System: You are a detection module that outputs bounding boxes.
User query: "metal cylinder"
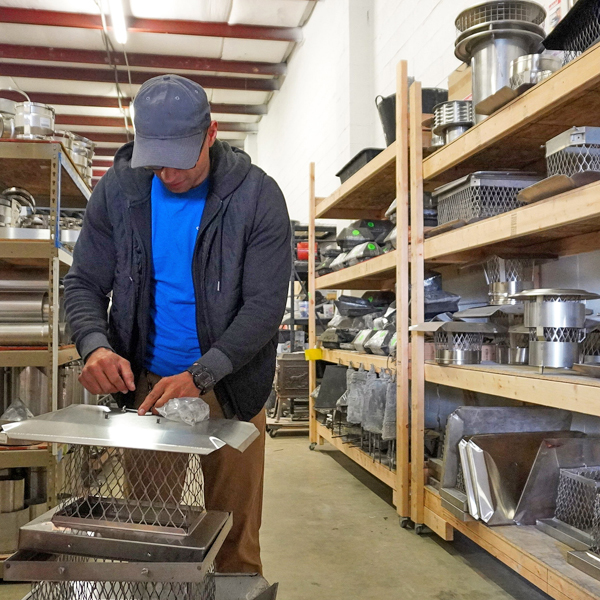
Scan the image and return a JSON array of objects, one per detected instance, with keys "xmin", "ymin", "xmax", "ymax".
[
  {"xmin": 523, "ymin": 302, "xmax": 586, "ymax": 329},
  {"xmin": 14, "ymin": 102, "xmax": 55, "ymax": 137},
  {"xmin": 0, "ymin": 269, "xmax": 49, "ymax": 292},
  {"xmin": 0, "ymin": 292, "xmax": 48, "ymax": 323},
  {"xmin": 529, "ymin": 340, "xmax": 580, "ymax": 369},
  {"xmin": 0, "ymin": 322, "xmax": 67, "ymax": 345},
  {"xmin": 18, "ymin": 366, "xmax": 48, "ymax": 416},
  {"xmin": 509, "ymin": 53, "xmax": 562, "ymax": 89},
  {"xmin": 433, "ymin": 100, "xmax": 474, "ymax": 145},
  {"xmin": 455, "ymin": 2, "xmax": 546, "ymax": 122},
  {"xmin": 489, "ymin": 281, "xmax": 533, "ymax": 305}
]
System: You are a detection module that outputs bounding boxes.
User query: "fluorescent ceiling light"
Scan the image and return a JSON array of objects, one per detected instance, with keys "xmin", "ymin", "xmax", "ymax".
[{"xmin": 108, "ymin": 0, "xmax": 128, "ymax": 44}]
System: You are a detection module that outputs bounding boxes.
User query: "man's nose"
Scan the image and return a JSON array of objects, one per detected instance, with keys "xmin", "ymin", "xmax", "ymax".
[{"xmin": 159, "ymin": 168, "xmax": 179, "ymax": 183}]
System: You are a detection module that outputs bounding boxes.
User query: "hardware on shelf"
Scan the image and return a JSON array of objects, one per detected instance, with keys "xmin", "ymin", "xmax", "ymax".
[
  {"xmin": 543, "ymin": 0, "xmax": 600, "ymax": 64},
  {"xmin": 546, "ymin": 126, "xmax": 600, "ymax": 177},
  {"xmin": 509, "ymin": 53, "xmax": 562, "ymax": 91},
  {"xmin": 432, "ymin": 100, "xmax": 474, "ymax": 145},
  {"xmin": 454, "ymin": 1, "xmax": 546, "ymax": 122},
  {"xmin": 512, "ymin": 288, "xmax": 600, "ymax": 370},
  {"xmin": 433, "ymin": 171, "xmax": 541, "ymax": 226}
]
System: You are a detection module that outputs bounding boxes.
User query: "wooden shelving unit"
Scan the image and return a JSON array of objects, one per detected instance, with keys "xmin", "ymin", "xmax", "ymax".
[
  {"xmin": 315, "ymin": 252, "xmax": 396, "ymax": 291},
  {"xmin": 409, "ymin": 43, "xmax": 600, "ymax": 600},
  {"xmin": 308, "ymin": 60, "xmax": 411, "ymax": 518}
]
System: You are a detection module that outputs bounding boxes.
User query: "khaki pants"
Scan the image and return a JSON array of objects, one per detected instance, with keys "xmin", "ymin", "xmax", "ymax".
[{"xmin": 135, "ymin": 370, "xmax": 266, "ymax": 574}]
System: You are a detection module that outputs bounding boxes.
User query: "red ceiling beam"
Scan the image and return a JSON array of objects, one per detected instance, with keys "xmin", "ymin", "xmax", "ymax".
[
  {"xmin": 92, "ymin": 159, "xmax": 113, "ymax": 168},
  {"xmin": 0, "ymin": 44, "xmax": 286, "ymax": 77},
  {"xmin": 1, "ymin": 63, "xmax": 279, "ymax": 91},
  {"xmin": 56, "ymin": 114, "xmax": 258, "ymax": 132},
  {"xmin": 92, "ymin": 147, "xmax": 117, "ymax": 156},
  {"xmin": 0, "ymin": 62, "xmax": 280, "ymax": 92},
  {"xmin": 0, "ymin": 92, "xmax": 268, "ymax": 115},
  {"xmin": 0, "ymin": 8, "xmax": 302, "ymax": 42}
]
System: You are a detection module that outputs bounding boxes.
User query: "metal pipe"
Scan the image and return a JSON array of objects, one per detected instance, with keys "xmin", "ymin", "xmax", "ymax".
[{"xmin": 0, "ymin": 292, "xmax": 48, "ymax": 322}]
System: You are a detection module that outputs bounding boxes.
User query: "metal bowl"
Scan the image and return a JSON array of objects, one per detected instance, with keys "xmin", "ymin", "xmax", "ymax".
[{"xmin": 509, "ymin": 53, "xmax": 563, "ymax": 89}]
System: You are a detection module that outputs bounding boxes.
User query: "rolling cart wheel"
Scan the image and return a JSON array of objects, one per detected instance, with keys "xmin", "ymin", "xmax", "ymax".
[
  {"xmin": 268, "ymin": 429, "xmax": 277, "ymax": 438},
  {"xmin": 399, "ymin": 517, "xmax": 410, "ymax": 529},
  {"xmin": 415, "ymin": 524, "xmax": 426, "ymax": 536},
  {"xmin": 309, "ymin": 442, "xmax": 317, "ymax": 451}
]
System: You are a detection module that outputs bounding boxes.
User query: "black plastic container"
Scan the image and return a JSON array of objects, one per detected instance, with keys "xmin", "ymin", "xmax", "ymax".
[
  {"xmin": 376, "ymin": 88, "xmax": 448, "ymax": 146},
  {"xmin": 336, "ymin": 148, "xmax": 383, "ymax": 183}
]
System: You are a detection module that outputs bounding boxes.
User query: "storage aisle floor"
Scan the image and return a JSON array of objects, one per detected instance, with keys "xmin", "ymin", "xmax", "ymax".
[
  {"xmin": 261, "ymin": 435, "xmax": 551, "ymax": 600},
  {"xmin": 0, "ymin": 434, "xmax": 551, "ymax": 600}
]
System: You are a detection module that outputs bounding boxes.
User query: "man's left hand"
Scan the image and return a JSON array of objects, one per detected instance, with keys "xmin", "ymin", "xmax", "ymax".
[{"xmin": 138, "ymin": 372, "xmax": 198, "ymax": 416}]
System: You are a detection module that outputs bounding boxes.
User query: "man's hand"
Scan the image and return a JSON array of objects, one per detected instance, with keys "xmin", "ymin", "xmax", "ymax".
[
  {"xmin": 80, "ymin": 348, "xmax": 136, "ymax": 395},
  {"xmin": 138, "ymin": 372, "xmax": 198, "ymax": 416}
]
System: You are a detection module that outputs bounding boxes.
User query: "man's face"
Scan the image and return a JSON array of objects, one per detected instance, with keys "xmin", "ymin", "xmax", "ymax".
[{"xmin": 154, "ymin": 121, "xmax": 219, "ymax": 194}]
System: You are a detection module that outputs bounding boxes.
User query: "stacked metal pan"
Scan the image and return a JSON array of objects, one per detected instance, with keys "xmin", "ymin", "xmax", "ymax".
[{"xmin": 455, "ymin": 1, "xmax": 546, "ymax": 122}]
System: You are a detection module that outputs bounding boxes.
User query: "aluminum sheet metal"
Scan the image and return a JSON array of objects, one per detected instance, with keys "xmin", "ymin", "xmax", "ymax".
[{"xmin": 1, "ymin": 405, "xmax": 259, "ymax": 454}]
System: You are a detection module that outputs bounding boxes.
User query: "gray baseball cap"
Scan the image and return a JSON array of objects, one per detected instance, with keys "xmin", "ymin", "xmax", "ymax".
[{"xmin": 131, "ymin": 74, "xmax": 211, "ymax": 170}]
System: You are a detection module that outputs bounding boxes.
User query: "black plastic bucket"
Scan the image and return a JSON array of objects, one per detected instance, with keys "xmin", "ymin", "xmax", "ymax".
[
  {"xmin": 376, "ymin": 94, "xmax": 396, "ymax": 147},
  {"xmin": 376, "ymin": 88, "xmax": 449, "ymax": 146}
]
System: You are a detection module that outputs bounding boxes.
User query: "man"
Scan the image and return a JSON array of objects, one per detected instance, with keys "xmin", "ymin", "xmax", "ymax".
[{"xmin": 64, "ymin": 74, "xmax": 291, "ymax": 574}]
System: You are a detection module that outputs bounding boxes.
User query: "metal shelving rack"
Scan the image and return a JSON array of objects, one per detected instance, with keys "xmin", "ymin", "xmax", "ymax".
[
  {"xmin": 0, "ymin": 139, "xmax": 90, "ymax": 509},
  {"xmin": 409, "ymin": 43, "xmax": 600, "ymax": 600},
  {"xmin": 307, "ymin": 60, "xmax": 411, "ymax": 518}
]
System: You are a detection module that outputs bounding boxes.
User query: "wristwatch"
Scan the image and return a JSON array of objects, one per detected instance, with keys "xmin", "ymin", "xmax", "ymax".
[{"xmin": 187, "ymin": 362, "xmax": 216, "ymax": 395}]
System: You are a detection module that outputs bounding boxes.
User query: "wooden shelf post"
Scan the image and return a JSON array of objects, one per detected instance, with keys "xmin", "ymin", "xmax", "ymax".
[
  {"xmin": 308, "ymin": 162, "xmax": 319, "ymax": 445},
  {"xmin": 396, "ymin": 60, "xmax": 410, "ymax": 518}
]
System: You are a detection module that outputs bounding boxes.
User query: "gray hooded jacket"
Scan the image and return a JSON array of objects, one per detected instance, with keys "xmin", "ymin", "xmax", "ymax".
[{"xmin": 64, "ymin": 140, "xmax": 291, "ymax": 421}]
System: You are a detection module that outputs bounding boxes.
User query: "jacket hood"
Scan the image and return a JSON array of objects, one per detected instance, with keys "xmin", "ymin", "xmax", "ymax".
[{"xmin": 112, "ymin": 139, "xmax": 253, "ymax": 204}]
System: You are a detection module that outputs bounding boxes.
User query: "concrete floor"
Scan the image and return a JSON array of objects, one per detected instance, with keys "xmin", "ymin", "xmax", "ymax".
[
  {"xmin": 261, "ymin": 434, "xmax": 551, "ymax": 600},
  {"xmin": 0, "ymin": 434, "xmax": 552, "ymax": 600}
]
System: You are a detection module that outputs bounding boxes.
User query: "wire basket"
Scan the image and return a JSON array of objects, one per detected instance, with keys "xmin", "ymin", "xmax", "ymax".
[
  {"xmin": 55, "ymin": 445, "xmax": 205, "ymax": 535},
  {"xmin": 28, "ymin": 561, "xmax": 215, "ymax": 600},
  {"xmin": 546, "ymin": 0, "xmax": 600, "ymax": 64},
  {"xmin": 582, "ymin": 329, "xmax": 600, "ymax": 362},
  {"xmin": 547, "ymin": 145, "xmax": 600, "ymax": 178},
  {"xmin": 484, "ymin": 256, "xmax": 534, "ymax": 284},
  {"xmin": 455, "ymin": 1, "xmax": 546, "ymax": 33},
  {"xmin": 555, "ymin": 467, "xmax": 600, "ymax": 535},
  {"xmin": 434, "ymin": 331, "xmax": 484, "ymax": 352}
]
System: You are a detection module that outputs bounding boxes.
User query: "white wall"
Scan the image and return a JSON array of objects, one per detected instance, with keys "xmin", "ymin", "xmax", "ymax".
[{"xmin": 252, "ymin": 0, "xmax": 561, "ymax": 224}]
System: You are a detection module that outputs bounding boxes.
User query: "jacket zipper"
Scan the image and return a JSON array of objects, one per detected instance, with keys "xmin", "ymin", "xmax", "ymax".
[{"xmin": 192, "ymin": 200, "xmax": 222, "ymax": 354}]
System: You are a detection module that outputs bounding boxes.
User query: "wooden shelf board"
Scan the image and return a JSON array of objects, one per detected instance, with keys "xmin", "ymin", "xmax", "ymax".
[
  {"xmin": 316, "ymin": 422, "xmax": 396, "ymax": 488},
  {"xmin": 0, "ymin": 240, "xmax": 74, "ymax": 267},
  {"xmin": 315, "ymin": 143, "xmax": 397, "ymax": 219},
  {"xmin": 316, "ymin": 252, "xmax": 396, "ymax": 290},
  {"xmin": 424, "ymin": 361, "xmax": 600, "ymax": 417},
  {"xmin": 0, "ymin": 346, "xmax": 79, "ymax": 368},
  {"xmin": 425, "ymin": 181, "xmax": 600, "ymax": 263},
  {"xmin": 0, "ymin": 448, "xmax": 50, "ymax": 469},
  {"xmin": 425, "ymin": 487, "xmax": 600, "ymax": 600},
  {"xmin": 320, "ymin": 348, "xmax": 394, "ymax": 372},
  {"xmin": 423, "ymin": 45, "xmax": 600, "ymax": 188}
]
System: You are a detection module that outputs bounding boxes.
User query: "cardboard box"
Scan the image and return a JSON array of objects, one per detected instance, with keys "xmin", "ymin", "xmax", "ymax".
[{"xmin": 448, "ymin": 64, "xmax": 472, "ymax": 101}]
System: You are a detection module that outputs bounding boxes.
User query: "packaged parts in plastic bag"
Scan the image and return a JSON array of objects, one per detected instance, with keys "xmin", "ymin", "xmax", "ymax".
[
  {"xmin": 363, "ymin": 368, "xmax": 390, "ymax": 434},
  {"xmin": 382, "ymin": 376, "xmax": 397, "ymax": 440},
  {"xmin": 346, "ymin": 365, "xmax": 368, "ymax": 424},
  {"xmin": 0, "ymin": 398, "xmax": 34, "ymax": 422},
  {"xmin": 156, "ymin": 397, "xmax": 210, "ymax": 426}
]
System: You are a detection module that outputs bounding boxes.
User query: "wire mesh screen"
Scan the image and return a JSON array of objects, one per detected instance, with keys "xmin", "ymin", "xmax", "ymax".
[
  {"xmin": 529, "ymin": 328, "xmax": 581, "ymax": 343},
  {"xmin": 582, "ymin": 330, "xmax": 600, "ymax": 357},
  {"xmin": 55, "ymin": 445, "xmax": 205, "ymax": 533},
  {"xmin": 434, "ymin": 331, "xmax": 484, "ymax": 351},
  {"xmin": 455, "ymin": 461, "xmax": 467, "ymax": 494},
  {"xmin": 437, "ymin": 185, "xmax": 525, "ymax": 225},
  {"xmin": 547, "ymin": 146, "xmax": 600, "ymax": 177},
  {"xmin": 555, "ymin": 467, "xmax": 600, "ymax": 532},
  {"xmin": 455, "ymin": 1, "xmax": 546, "ymax": 32},
  {"xmin": 29, "ymin": 563, "xmax": 215, "ymax": 600},
  {"xmin": 556, "ymin": 0, "xmax": 600, "ymax": 63},
  {"xmin": 484, "ymin": 256, "xmax": 534, "ymax": 284}
]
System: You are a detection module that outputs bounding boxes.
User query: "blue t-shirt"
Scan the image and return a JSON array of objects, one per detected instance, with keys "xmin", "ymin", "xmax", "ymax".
[{"xmin": 144, "ymin": 175, "xmax": 209, "ymax": 377}]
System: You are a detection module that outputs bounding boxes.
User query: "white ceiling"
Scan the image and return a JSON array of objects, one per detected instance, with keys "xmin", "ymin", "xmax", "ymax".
[{"xmin": 0, "ymin": 0, "xmax": 317, "ymax": 182}]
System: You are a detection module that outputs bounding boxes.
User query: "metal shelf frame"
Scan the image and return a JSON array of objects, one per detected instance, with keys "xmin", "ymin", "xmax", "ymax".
[{"xmin": 0, "ymin": 139, "xmax": 89, "ymax": 508}]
